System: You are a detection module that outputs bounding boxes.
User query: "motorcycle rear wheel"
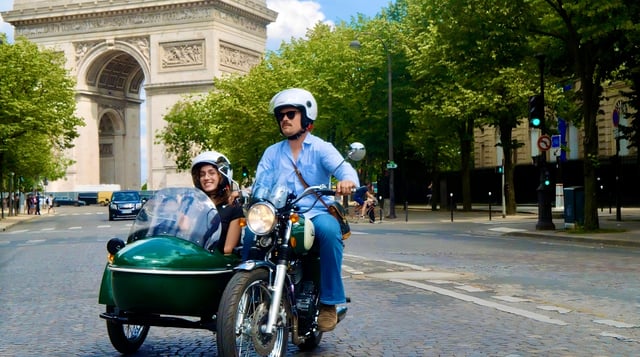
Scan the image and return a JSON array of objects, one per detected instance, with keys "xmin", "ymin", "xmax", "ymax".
[{"xmin": 217, "ymin": 269, "xmax": 288, "ymax": 357}]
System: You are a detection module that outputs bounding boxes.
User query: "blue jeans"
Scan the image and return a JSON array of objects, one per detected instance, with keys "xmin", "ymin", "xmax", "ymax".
[
  {"xmin": 241, "ymin": 228, "xmax": 255, "ymax": 261},
  {"xmin": 311, "ymin": 213, "xmax": 346, "ymax": 305}
]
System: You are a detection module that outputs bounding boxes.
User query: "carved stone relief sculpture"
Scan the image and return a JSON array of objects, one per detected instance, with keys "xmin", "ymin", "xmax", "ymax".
[
  {"xmin": 160, "ymin": 40, "xmax": 205, "ymax": 70},
  {"xmin": 219, "ymin": 41, "xmax": 261, "ymax": 72}
]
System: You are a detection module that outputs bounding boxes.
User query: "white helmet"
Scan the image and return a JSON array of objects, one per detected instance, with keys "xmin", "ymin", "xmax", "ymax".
[
  {"xmin": 190, "ymin": 151, "xmax": 233, "ymax": 191},
  {"xmin": 269, "ymin": 88, "xmax": 318, "ymax": 122}
]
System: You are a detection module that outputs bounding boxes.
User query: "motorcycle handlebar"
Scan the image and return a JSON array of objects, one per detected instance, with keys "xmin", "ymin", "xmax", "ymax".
[{"xmin": 301, "ymin": 185, "xmax": 357, "ymax": 199}]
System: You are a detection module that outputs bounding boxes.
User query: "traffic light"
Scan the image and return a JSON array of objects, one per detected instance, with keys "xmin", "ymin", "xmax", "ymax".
[
  {"xmin": 242, "ymin": 166, "xmax": 248, "ymax": 178},
  {"xmin": 528, "ymin": 95, "xmax": 544, "ymax": 129},
  {"xmin": 496, "ymin": 165, "xmax": 503, "ymax": 174},
  {"xmin": 543, "ymin": 170, "xmax": 551, "ymax": 187}
]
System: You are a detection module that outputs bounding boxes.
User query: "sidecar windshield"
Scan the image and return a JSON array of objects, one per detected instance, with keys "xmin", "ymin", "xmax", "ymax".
[
  {"xmin": 252, "ymin": 170, "xmax": 289, "ymax": 209},
  {"xmin": 127, "ymin": 187, "xmax": 220, "ymax": 247}
]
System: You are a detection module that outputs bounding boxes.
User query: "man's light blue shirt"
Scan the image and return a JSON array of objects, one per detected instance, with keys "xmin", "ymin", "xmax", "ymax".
[{"xmin": 255, "ymin": 134, "xmax": 360, "ymax": 219}]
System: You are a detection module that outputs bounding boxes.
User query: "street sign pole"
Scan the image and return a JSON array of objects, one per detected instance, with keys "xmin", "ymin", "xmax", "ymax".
[{"xmin": 535, "ymin": 53, "xmax": 555, "ymax": 231}]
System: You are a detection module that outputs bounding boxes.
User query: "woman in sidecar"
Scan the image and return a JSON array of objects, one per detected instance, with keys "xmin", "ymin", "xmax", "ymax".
[{"xmin": 98, "ymin": 186, "xmax": 241, "ymax": 354}]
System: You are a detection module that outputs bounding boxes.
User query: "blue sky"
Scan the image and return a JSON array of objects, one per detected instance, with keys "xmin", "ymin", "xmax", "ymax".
[
  {"xmin": 265, "ymin": 0, "xmax": 393, "ymax": 50},
  {"xmin": 1, "ymin": 1, "xmax": 393, "ymax": 184}
]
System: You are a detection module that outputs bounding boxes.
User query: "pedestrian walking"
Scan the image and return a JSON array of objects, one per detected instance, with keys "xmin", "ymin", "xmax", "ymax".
[{"xmin": 47, "ymin": 194, "xmax": 55, "ymax": 214}]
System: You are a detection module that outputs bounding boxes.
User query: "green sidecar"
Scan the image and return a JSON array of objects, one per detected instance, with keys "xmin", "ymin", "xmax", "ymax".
[{"xmin": 98, "ymin": 187, "xmax": 241, "ymax": 354}]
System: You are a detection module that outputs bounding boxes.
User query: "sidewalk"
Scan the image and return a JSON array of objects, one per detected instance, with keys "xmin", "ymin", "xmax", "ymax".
[
  {"xmin": 360, "ymin": 204, "xmax": 640, "ymax": 248},
  {"xmin": 0, "ymin": 211, "xmax": 41, "ymax": 231},
  {"xmin": 3, "ymin": 205, "xmax": 640, "ymax": 247}
]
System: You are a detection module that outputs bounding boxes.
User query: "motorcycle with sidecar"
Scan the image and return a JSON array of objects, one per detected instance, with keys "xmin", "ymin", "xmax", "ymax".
[{"xmin": 98, "ymin": 143, "xmax": 365, "ymax": 356}]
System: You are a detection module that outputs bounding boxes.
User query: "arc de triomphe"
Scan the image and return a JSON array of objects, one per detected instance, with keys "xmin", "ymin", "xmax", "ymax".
[{"xmin": 3, "ymin": 0, "xmax": 276, "ymax": 191}]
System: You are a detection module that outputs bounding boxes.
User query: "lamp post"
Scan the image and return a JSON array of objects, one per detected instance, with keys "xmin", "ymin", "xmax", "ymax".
[
  {"xmin": 534, "ymin": 53, "xmax": 555, "ymax": 230},
  {"xmin": 350, "ymin": 36, "xmax": 396, "ymax": 218}
]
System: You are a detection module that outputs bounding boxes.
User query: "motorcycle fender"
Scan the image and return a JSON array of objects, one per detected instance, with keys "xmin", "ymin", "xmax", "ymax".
[
  {"xmin": 234, "ymin": 261, "xmax": 296, "ymax": 305},
  {"xmin": 98, "ymin": 263, "xmax": 115, "ymax": 306},
  {"xmin": 233, "ymin": 260, "xmax": 275, "ymax": 273}
]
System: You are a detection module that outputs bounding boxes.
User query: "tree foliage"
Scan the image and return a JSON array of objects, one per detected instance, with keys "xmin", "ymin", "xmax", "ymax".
[
  {"xmin": 526, "ymin": 0, "xmax": 640, "ymax": 229},
  {"xmin": 157, "ymin": 0, "xmax": 640, "ymax": 228},
  {"xmin": 0, "ymin": 35, "xmax": 84, "ymax": 193},
  {"xmin": 158, "ymin": 19, "xmax": 416, "ymax": 183},
  {"xmin": 403, "ymin": 0, "xmax": 539, "ymax": 211}
]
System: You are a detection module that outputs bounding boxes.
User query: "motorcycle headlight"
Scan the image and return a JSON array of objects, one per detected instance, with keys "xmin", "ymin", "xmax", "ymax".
[{"xmin": 247, "ymin": 202, "xmax": 277, "ymax": 235}]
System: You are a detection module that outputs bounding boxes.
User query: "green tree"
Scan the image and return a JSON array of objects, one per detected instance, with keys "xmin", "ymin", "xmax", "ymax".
[
  {"xmin": 403, "ymin": 0, "xmax": 536, "ymax": 212},
  {"xmin": 158, "ymin": 20, "xmax": 415, "ymax": 184},
  {"xmin": 0, "ymin": 35, "xmax": 84, "ymax": 195},
  {"xmin": 527, "ymin": 0, "xmax": 640, "ymax": 229}
]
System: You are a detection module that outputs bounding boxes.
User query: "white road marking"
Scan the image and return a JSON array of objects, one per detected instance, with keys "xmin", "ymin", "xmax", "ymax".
[
  {"xmin": 599, "ymin": 332, "xmax": 635, "ymax": 342},
  {"xmin": 25, "ymin": 239, "xmax": 46, "ymax": 244},
  {"xmin": 493, "ymin": 295, "xmax": 532, "ymax": 303},
  {"xmin": 427, "ymin": 280, "xmax": 459, "ymax": 285},
  {"xmin": 593, "ymin": 319, "xmax": 637, "ymax": 328},
  {"xmin": 537, "ymin": 305, "xmax": 571, "ymax": 314},
  {"xmin": 69, "ymin": 226, "xmax": 82, "ymax": 230},
  {"xmin": 455, "ymin": 284, "xmax": 486, "ymax": 293},
  {"xmin": 489, "ymin": 227, "xmax": 527, "ymax": 233},
  {"xmin": 41, "ymin": 228, "xmax": 54, "ymax": 231},
  {"xmin": 97, "ymin": 225, "xmax": 111, "ymax": 228},
  {"xmin": 8, "ymin": 229, "xmax": 28, "ymax": 234},
  {"xmin": 342, "ymin": 265, "xmax": 364, "ymax": 275},
  {"xmin": 375, "ymin": 259, "xmax": 432, "ymax": 271},
  {"xmin": 393, "ymin": 279, "xmax": 568, "ymax": 326}
]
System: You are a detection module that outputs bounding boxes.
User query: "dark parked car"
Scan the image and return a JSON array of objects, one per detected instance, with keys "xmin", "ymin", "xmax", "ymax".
[
  {"xmin": 108, "ymin": 191, "xmax": 143, "ymax": 221},
  {"xmin": 78, "ymin": 192, "xmax": 98, "ymax": 205},
  {"xmin": 53, "ymin": 196, "xmax": 87, "ymax": 207}
]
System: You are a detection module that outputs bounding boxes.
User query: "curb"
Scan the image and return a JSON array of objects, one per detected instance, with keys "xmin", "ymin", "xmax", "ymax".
[{"xmin": 509, "ymin": 231, "xmax": 640, "ymax": 248}]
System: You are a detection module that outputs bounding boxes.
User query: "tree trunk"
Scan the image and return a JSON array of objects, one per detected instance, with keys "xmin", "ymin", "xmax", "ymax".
[
  {"xmin": 499, "ymin": 125, "xmax": 517, "ymax": 215},
  {"xmin": 460, "ymin": 118, "xmax": 474, "ymax": 211},
  {"xmin": 581, "ymin": 77, "xmax": 600, "ymax": 230}
]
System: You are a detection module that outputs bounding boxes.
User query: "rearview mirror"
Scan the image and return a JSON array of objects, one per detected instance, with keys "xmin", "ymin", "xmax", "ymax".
[{"xmin": 347, "ymin": 142, "xmax": 366, "ymax": 162}]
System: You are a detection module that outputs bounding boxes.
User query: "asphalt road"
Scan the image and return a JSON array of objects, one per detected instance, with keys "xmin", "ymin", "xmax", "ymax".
[{"xmin": 1, "ymin": 206, "xmax": 639, "ymax": 356}]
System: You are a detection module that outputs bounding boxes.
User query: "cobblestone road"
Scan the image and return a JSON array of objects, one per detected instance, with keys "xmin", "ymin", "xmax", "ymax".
[{"xmin": 1, "ymin": 210, "xmax": 639, "ymax": 356}]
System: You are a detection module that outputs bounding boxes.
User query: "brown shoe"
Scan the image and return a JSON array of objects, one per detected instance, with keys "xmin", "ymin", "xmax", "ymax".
[{"xmin": 317, "ymin": 304, "xmax": 337, "ymax": 332}]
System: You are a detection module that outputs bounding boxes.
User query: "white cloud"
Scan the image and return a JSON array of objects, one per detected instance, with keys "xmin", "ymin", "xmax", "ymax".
[{"xmin": 266, "ymin": 0, "xmax": 332, "ymax": 50}]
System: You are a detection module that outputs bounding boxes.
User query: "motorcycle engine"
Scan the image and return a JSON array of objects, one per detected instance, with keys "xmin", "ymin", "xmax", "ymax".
[{"xmin": 295, "ymin": 281, "xmax": 318, "ymax": 323}]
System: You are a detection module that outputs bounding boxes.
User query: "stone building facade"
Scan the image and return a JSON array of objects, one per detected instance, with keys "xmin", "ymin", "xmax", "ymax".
[{"xmin": 474, "ymin": 81, "xmax": 636, "ymax": 170}]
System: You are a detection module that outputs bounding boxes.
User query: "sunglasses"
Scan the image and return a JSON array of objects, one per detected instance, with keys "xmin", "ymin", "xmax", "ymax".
[{"xmin": 276, "ymin": 110, "xmax": 299, "ymax": 121}]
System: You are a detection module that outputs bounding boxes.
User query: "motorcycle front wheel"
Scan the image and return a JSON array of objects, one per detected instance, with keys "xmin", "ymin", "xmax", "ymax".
[
  {"xmin": 217, "ymin": 269, "xmax": 288, "ymax": 357},
  {"xmin": 105, "ymin": 307, "xmax": 149, "ymax": 354}
]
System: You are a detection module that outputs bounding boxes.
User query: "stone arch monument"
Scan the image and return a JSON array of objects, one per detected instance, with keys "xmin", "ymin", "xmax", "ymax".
[{"xmin": 3, "ymin": 0, "xmax": 277, "ymax": 191}]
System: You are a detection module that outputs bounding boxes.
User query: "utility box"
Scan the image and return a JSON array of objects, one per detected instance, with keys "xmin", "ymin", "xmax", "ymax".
[{"xmin": 563, "ymin": 186, "xmax": 584, "ymax": 228}]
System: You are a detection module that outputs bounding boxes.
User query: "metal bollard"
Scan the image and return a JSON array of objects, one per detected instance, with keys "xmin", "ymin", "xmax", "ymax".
[
  {"xmin": 450, "ymin": 193, "xmax": 454, "ymax": 222},
  {"xmin": 405, "ymin": 201, "xmax": 408, "ymax": 222},
  {"xmin": 489, "ymin": 191, "xmax": 492, "ymax": 221}
]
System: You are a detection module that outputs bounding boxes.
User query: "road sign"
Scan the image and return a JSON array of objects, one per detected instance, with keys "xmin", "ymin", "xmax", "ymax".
[
  {"xmin": 551, "ymin": 135, "xmax": 561, "ymax": 149},
  {"xmin": 386, "ymin": 161, "xmax": 398, "ymax": 169},
  {"xmin": 537, "ymin": 135, "xmax": 552, "ymax": 151}
]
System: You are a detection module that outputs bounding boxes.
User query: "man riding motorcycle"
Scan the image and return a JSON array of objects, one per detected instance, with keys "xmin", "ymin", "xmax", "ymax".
[{"xmin": 254, "ymin": 88, "xmax": 359, "ymax": 332}]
